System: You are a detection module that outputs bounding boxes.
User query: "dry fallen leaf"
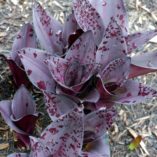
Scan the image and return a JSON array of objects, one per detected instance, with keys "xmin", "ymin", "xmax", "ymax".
[
  {"xmin": 0, "ymin": 143, "xmax": 9, "ymax": 150},
  {"xmin": 127, "ymin": 127, "xmax": 149, "ymax": 155},
  {"xmin": 0, "ymin": 32, "xmax": 7, "ymax": 38},
  {"xmin": 128, "ymin": 135, "xmax": 142, "ymax": 151}
]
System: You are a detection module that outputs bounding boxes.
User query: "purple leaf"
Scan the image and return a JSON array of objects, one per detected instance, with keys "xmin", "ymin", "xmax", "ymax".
[
  {"xmin": 84, "ymin": 109, "xmax": 111, "ymax": 140},
  {"xmin": 73, "ymin": 0, "xmax": 104, "ymax": 45},
  {"xmin": 0, "ymin": 85, "xmax": 39, "ymax": 148},
  {"xmin": 65, "ymin": 31, "xmax": 96, "ymax": 65},
  {"xmin": 83, "ymin": 134, "xmax": 110, "ymax": 157},
  {"xmin": 0, "ymin": 100, "xmax": 26, "ymax": 135},
  {"xmin": 129, "ymin": 65, "xmax": 157, "ymax": 78},
  {"xmin": 47, "ymin": 31, "xmax": 96, "ymax": 92},
  {"xmin": 81, "ymin": 88, "xmax": 100, "ymax": 103},
  {"xmin": 102, "ymin": 57, "xmax": 131, "ymax": 85},
  {"xmin": 112, "ymin": 80, "xmax": 157, "ymax": 104},
  {"xmin": 47, "ymin": 56, "xmax": 69, "ymax": 87},
  {"xmin": 14, "ymin": 115, "xmax": 38, "ymax": 147},
  {"xmin": 63, "ymin": 13, "xmax": 78, "ymax": 45},
  {"xmin": 18, "ymin": 48, "xmax": 56, "ymax": 92},
  {"xmin": 89, "ymin": 0, "xmax": 128, "ymax": 35},
  {"xmin": 7, "ymin": 153, "xmax": 29, "ymax": 157},
  {"xmin": 95, "ymin": 76, "xmax": 117, "ymax": 109},
  {"xmin": 4, "ymin": 58, "xmax": 31, "ymax": 88},
  {"xmin": 96, "ymin": 19, "xmax": 127, "ymax": 69},
  {"xmin": 11, "ymin": 85, "xmax": 36, "ymax": 119},
  {"xmin": 33, "ymin": 2, "xmax": 64, "ymax": 55},
  {"xmin": 11, "ymin": 23, "xmax": 37, "ymax": 65},
  {"xmin": 44, "ymin": 92, "xmax": 77, "ymax": 120},
  {"xmin": 129, "ymin": 51, "xmax": 157, "ymax": 78},
  {"xmin": 30, "ymin": 106, "xmax": 84, "ymax": 157},
  {"xmin": 126, "ymin": 29, "xmax": 157, "ymax": 53}
]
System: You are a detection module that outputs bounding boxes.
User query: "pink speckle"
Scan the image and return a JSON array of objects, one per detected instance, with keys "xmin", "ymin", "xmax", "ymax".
[
  {"xmin": 127, "ymin": 93, "xmax": 132, "ymax": 97},
  {"xmin": 119, "ymin": 15, "xmax": 124, "ymax": 21},
  {"xmin": 37, "ymin": 81, "xmax": 46, "ymax": 90},
  {"xmin": 17, "ymin": 34, "xmax": 21, "ymax": 39},
  {"xmin": 27, "ymin": 69, "xmax": 32, "ymax": 75},
  {"xmin": 33, "ymin": 53, "xmax": 37, "ymax": 58}
]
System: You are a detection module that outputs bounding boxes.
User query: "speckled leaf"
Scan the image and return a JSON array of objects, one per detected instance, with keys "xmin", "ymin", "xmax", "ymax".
[
  {"xmin": 113, "ymin": 80, "xmax": 157, "ymax": 104},
  {"xmin": 129, "ymin": 51, "xmax": 157, "ymax": 78},
  {"xmin": 84, "ymin": 109, "xmax": 112, "ymax": 139},
  {"xmin": 47, "ymin": 56, "xmax": 94, "ymax": 92},
  {"xmin": 30, "ymin": 106, "xmax": 84, "ymax": 157},
  {"xmin": 47, "ymin": 56, "xmax": 69, "ymax": 87},
  {"xmin": 126, "ymin": 29, "xmax": 157, "ymax": 53},
  {"xmin": 64, "ymin": 62, "xmax": 94, "ymax": 89},
  {"xmin": 65, "ymin": 31, "xmax": 96, "ymax": 65},
  {"xmin": 18, "ymin": 48, "xmax": 56, "ymax": 92},
  {"xmin": 89, "ymin": 0, "xmax": 128, "ymax": 35},
  {"xmin": 96, "ymin": 19, "xmax": 127, "ymax": 69},
  {"xmin": 11, "ymin": 23, "xmax": 37, "ymax": 65},
  {"xmin": 73, "ymin": 0, "xmax": 104, "ymax": 45},
  {"xmin": 33, "ymin": 2, "xmax": 64, "ymax": 55},
  {"xmin": 63, "ymin": 13, "xmax": 78, "ymax": 45},
  {"xmin": 102, "ymin": 57, "xmax": 131, "ymax": 85},
  {"xmin": 11, "ymin": 85, "xmax": 36, "ymax": 119},
  {"xmin": 44, "ymin": 92, "xmax": 77, "ymax": 121}
]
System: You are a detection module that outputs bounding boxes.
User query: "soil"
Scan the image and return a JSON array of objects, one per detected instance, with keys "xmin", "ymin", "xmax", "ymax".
[{"xmin": 0, "ymin": 0, "xmax": 157, "ymax": 156}]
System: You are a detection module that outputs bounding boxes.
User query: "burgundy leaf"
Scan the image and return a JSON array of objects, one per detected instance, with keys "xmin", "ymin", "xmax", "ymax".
[
  {"xmin": 13, "ymin": 115, "xmax": 38, "ymax": 134},
  {"xmin": 11, "ymin": 23, "xmax": 37, "ymax": 65},
  {"xmin": 126, "ymin": 29, "xmax": 157, "ymax": 53},
  {"xmin": 5, "ymin": 59, "xmax": 31, "ymax": 88},
  {"xmin": 19, "ymin": 48, "xmax": 56, "ymax": 92},
  {"xmin": 44, "ymin": 92, "xmax": 77, "ymax": 120},
  {"xmin": 68, "ymin": 29, "xmax": 84, "ymax": 48},
  {"xmin": 129, "ymin": 65, "xmax": 157, "ymax": 78},
  {"xmin": 95, "ymin": 76, "xmax": 117, "ymax": 109},
  {"xmin": 13, "ymin": 114, "xmax": 39, "ymax": 148},
  {"xmin": 112, "ymin": 80, "xmax": 157, "ymax": 104},
  {"xmin": 11, "ymin": 85, "xmax": 36, "ymax": 119},
  {"xmin": 30, "ymin": 106, "xmax": 84, "ymax": 157},
  {"xmin": 33, "ymin": 2, "xmax": 64, "ymax": 55},
  {"xmin": 89, "ymin": 0, "xmax": 128, "ymax": 35},
  {"xmin": 129, "ymin": 51, "xmax": 157, "ymax": 78},
  {"xmin": 73, "ymin": 0, "xmax": 104, "ymax": 45},
  {"xmin": 96, "ymin": 19, "xmax": 127, "ymax": 69}
]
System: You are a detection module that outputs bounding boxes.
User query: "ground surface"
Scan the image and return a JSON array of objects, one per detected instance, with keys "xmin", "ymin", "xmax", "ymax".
[{"xmin": 0, "ymin": 0, "xmax": 157, "ymax": 157}]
